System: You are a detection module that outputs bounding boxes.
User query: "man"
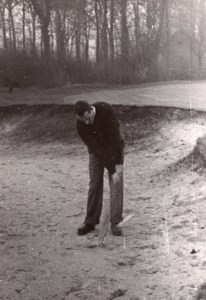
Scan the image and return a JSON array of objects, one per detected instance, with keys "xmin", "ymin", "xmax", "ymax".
[{"xmin": 74, "ymin": 100, "xmax": 124, "ymax": 236}]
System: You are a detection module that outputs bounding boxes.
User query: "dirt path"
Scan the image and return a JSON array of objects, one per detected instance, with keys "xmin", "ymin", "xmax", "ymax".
[{"xmin": 1, "ymin": 105, "xmax": 206, "ymax": 299}]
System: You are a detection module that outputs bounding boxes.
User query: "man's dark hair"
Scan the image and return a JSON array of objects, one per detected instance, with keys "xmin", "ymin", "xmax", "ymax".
[{"xmin": 74, "ymin": 100, "xmax": 91, "ymax": 117}]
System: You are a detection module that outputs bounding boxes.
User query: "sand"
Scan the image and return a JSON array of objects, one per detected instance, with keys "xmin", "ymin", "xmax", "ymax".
[{"xmin": 0, "ymin": 104, "xmax": 206, "ymax": 300}]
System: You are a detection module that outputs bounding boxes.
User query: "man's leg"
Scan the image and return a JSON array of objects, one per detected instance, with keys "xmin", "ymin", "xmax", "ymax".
[
  {"xmin": 109, "ymin": 149, "xmax": 124, "ymax": 236},
  {"xmin": 109, "ymin": 170, "xmax": 124, "ymax": 226},
  {"xmin": 84, "ymin": 152, "xmax": 104, "ymax": 225}
]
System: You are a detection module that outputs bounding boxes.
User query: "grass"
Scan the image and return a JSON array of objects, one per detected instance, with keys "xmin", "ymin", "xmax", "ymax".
[{"xmin": 1, "ymin": 80, "xmax": 206, "ymax": 114}]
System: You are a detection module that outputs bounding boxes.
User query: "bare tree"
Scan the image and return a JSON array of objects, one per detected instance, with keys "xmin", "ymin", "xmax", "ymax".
[
  {"xmin": 1, "ymin": 0, "xmax": 206, "ymax": 85},
  {"xmin": 54, "ymin": 3, "xmax": 67, "ymax": 62},
  {"xmin": 109, "ymin": 0, "xmax": 115, "ymax": 64},
  {"xmin": 188, "ymin": 0, "xmax": 206, "ymax": 74},
  {"xmin": 22, "ymin": 0, "xmax": 26, "ymax": 52},
  {"xmin": 197, "ymin": 0, "xmax": 206, "ymax": 71},
  {"xmin": 120, "ymin": 0, "xmax": 129, "ymax": 63},
  {"xmin": 189, "ymin": 0, "xmax": 195, "ymax": 74},
  {"xmin": 132, "ymin": 0, "xmax": 140, "ymax": 51},
  {"xmin": 165, "ymin": 0, "xmax": 170, "ymax": 76},
  {"xmin": 5, "ymin": 0, "xmax": 21, "ymax": 52},
  {"xmin": 30, "ymin": 0, "xmax": 51, "ymax": 58},
  {"xmin": 94, "ymin": 0, "xmax": 100, "ymax": 63},
  {"xmin": 101, "ymin": 0, "xmax": 108, "ymax": 63},
  {"xmin": 28, "ymin": 1, "xmax": 37, "ymax": 55},
  {"xmin": 142, "ymin": 0, "xmax": 166, "ymax": 78},
  {"xmin": 0, "ymin": 0, "xmax": 8, "ymax": 50}
]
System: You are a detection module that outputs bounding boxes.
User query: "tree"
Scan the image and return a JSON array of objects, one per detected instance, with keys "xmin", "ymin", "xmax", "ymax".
[
  {"xmin": 165, "ymin": 0, "xmax": 170, "ymax": 76},
  {"xmin": 1, "ymin": 0, "xmax": 206, "ymax": 86},
  {"xmin": 197, "ymin": 0, "xmax": 206, "ymax": 71},
  {"xmin": 94, "ymin": 0, "xmax": 100, "ymax": 63},
  {"xmin": 0, "ymin": 0, "xmax": 8, "ymax": 50},
  {"xmin": 83, "ymin": 0, "xmax": 89, "ymax": 61},
  {"xmin": 132, "ymin": 0, "xmax": 140, "ymax": 52},
  {"xmin": 6, "ymin": 0, "xmax": 21, "ymax": 52},
  {"xmin": 120, "ymin": 0, "xmax": 129, "ymax": 63},
  {"xmin": 142, "ymin": 0, "xmax": 166, "ymax": 79},
  {"xmin": 54, "ymin": 4, "xmax": 66, "ymax": 62},
  {"xmin": 22, "ymin": 0, "xmax": 26, "ymax": 52},
  {"xmin": 29, "ymin": 0, "xmax": 51, "ymax": 59},
  {"xmin": 187, "ymin": 0, "xmax": 206, "ymax": 75},
  {"xmin": 101, "ymin": 0, "xmax": 108, "ymax": 63},
  {"xmin": 109, "ymin": 0, "xmax": 115, "ymax": 64},
  {"xmin": 29, "ymin": 1, "xmax": 37, "ymax": 55}
]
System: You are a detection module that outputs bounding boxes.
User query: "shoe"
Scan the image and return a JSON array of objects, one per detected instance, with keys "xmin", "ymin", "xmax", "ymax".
[
  {"xmin": 111, "ymin": 224, "xmax": 122, "ymax": 236},
  {"xmin": 77, "ymin": 223, "xmax": 95, "ymax": 235}
]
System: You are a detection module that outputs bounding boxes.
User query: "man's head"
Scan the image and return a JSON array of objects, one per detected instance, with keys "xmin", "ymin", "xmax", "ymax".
[{"xmin": 74, "ymin": 100, "xmax": 96, "ymax": 125}]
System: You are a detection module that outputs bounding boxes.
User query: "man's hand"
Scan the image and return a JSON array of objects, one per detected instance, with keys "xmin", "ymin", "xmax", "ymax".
[
  {"xmin": 111, "ymin": 172, "xmax": 119, "ymax": 184},
  {"xmin": 111, "ymin": 164, "xmax": 123, "ymax": 184},
  {"xmin": 115, "ymin": 164, "xmax": 123, "ymax": 175}
]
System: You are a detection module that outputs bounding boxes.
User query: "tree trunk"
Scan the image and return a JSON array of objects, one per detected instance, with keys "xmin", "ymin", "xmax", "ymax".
[
  {"xmin": 82, "ymin": 0, "xmax": 89, "ymax": 62},
  {"xmin": 41, "ymin": 15, "xmax": 51, "ymax": 59},
  {"xmin": 75, "ymin": 18, "xmax": 81, "ymax": 62},
  {"xmin": 189, "ymin": 0, "xmax": 195, "ymax": 75},
  {"xmin": 8, "ymin": 15, "xmax": 12, "ymax": 50},
  {"xmin": 22, "ymin": 0, "xmax": 26, "ymax": 53},
  {"xmin": 8, "ymin": 1, "xmax": 16, "ymax": 52},
  {"xmin": 94, "ymin": 0, "xmax": 100, "ymax": 64},
  {"xmin": 55, "ymin": 9, "xmax": 61, "ymax": 60},
  {"xmin": 120, "ymin": 0, "xmax": 129, "ymax": 63},
  {"xmin": 145, "ymin": 0, "xmax": 166, "ymax": 78},
  {"xmin": 198, "ymin": 0, "xmax": 206, "ymax": 73},
  {"xmin": 56, "ymin": 9, "xmax": 66, "ymax": 62},
  {"xmin": 109, "ymin": 0, "xmax": 115, "ymax": 64},
  {"xmin": 133, "ymin": 0, "xmax": 140, "ymax": 50},
  {"xmin": 84, "ymin": 12, "xmax": 89, "ymax": 62},
  {"xmin": 165, "ymin": 0, "xmax": 170, "ymax": 78},
  {"xmin": 153, "ymin": 0, "xmax": 166, "ymax": 76},
  {"xmin": 30, "ymin": 0, "xmax": 51, "ymax": 59},
  {"xmin": 132, "ymin": 0, "xmax": 143, "ymax": 74},
  {"xmin": 50, "ymin": 16, "xmax": 54, "ymax": 55},
  {"xmin": 0, "ymin": 5, "xmax": 8, "ymax": 50},
  {"xmin": 102, "ymin": 0, "xmax": 108, "ymax": 62},
  {"xmin": 31, "ymin": 9, "xmax": 37, "ymax": 55}
]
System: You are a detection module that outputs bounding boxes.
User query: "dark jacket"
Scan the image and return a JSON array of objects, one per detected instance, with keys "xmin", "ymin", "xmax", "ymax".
[{"xmin": 76, "ymin": 102, "xmax": 124, "ymax": 174}]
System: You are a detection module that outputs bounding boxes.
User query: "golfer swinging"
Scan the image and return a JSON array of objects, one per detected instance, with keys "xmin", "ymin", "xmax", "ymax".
[{"xmin": 74, "ymin": 100, "xmax": 124, "ymax": 236}]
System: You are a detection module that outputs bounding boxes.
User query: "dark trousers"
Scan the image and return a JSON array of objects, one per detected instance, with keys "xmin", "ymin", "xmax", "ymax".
[{"xmin": 84, "ymin": 152, "xmax": 124, "ymax": 225}]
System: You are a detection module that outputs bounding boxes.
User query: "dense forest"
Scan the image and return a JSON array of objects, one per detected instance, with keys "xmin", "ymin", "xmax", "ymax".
[{"xmin": 0, "ymin": 0, "xmax": 206, "ymax": 90}]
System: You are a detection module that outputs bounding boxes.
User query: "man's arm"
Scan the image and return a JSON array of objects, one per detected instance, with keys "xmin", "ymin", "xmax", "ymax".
[
  {"xmin": 94, "ymin": 103, "xmax": 123, "ymax": 175},
  {"xmin": 104, "ymin": 105, "xmax": 123, "ymax": 165},
  {"xmin": 77, "ymin": 124, "xmax": 105, "ymax": 157}
]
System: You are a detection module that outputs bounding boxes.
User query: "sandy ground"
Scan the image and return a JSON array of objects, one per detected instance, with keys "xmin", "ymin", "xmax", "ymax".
[{"xmin": 1, "ymin": 104, "xmax": 206, "ymax": 300}]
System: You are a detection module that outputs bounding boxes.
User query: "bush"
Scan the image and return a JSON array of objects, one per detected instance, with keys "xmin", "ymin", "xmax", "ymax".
[
  {"xmin": 0, "ymin": 51, "xmax": 36, "ymax": 92},
  {"xmin": 0, "ymin": 51, "xmax": 69, "ymax": 92},
  {"xmin": 0, "ymin": 51, "xmax": 164, "ymax": 90},
  {"xmin": 64, "ymin": 57, "xmax": 149, "ymax": 85}
]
